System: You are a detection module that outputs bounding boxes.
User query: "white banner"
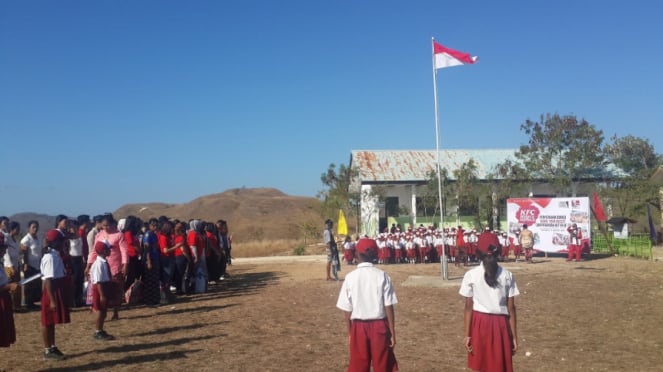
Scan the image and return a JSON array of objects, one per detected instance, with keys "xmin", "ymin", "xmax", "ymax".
[{"xmin": 506, "ymin": 197, "xmax": 591, "ymax": 253}]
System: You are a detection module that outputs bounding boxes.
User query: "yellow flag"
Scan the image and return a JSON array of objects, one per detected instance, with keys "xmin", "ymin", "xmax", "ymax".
[{"xmin": 337, "ymin": 209, "xmax": 348, "ymax": 236}]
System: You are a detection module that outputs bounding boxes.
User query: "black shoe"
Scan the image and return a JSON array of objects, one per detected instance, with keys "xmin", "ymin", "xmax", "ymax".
[
  {"xmin": 94, "ymin": 330, "xmax": 115, "ymax": 341},
  {"xmin": 44, "ymin": 347, "xmax": 66, "ymax": 360}
]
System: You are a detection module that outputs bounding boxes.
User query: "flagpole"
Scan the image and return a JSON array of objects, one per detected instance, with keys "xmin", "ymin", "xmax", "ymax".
[{"xmin": 432, "ymin": 37, "xmax": 448, "ymax": 280}]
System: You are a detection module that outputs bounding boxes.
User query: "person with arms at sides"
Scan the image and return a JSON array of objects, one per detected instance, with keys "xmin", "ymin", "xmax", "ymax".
[
  {"xmin": 188, "ymin": 219, "xmax": 207, "ymax": 293},
  {"xmin": 141, "ymin": 219, "xmax": 161, "ymax": 306},
  {"xmin": 172, "ymin": 222, "xmax": 192, "ymax": 295},
  {"xmin": 86, "ymin": 215, "xmax": 103, "ymax": 258},
  {"xmin": 4, "ymin": 221, "xmax": 22, "ymax": 312},
  {"xmin": 216, "ymin": 219, "xmax": 231, "ymax": 278},
  {"xmin": 336, "ymin": 237, "xmax": 398, "ymax": 372},
  {"xmin": 323, "ymin": 219, "xmax": 337, "ymax": 281},
  {"xmin": 87, "ymin": 214, "xmax": 127, "ymax": 321},
  {"xmin": 41, "ymin": 229, "xmax": 71, "ymax": 360},
  {"xmin": 67, "ymin": 219, "xmax": 86, "ymax": 308},
  {"xmin": 519, "ymin": 224, "xmax": 534, "ymax": 264},
  {"xmin": 459, "ymin": 245, "xmax": 519, "ymax": 372},
  {"xmin": 205, "ymin": 222, "xmax": 223, "ymax": 283},
  {"xmin": 0, "ymin": 233, "xmax": 18, "ymax": 348},
  {"xmin": 20, "ymin": 220, "xmax": 42, "ymax": 310},
  {"xmin": 90, "ymin": 241, "xmax": 115, "ymax": 340},
  {"xmin": 122, "ymin": 216, "xmax": 142, "ymax": 291}
]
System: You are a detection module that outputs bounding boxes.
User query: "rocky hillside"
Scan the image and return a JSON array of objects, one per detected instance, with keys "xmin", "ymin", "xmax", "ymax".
[{"xmin": 113, "ymin": 188, "xmax": 325, "ymax": 242}]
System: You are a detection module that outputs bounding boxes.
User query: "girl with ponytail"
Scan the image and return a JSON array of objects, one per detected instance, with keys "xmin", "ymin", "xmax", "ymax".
[{"xmin": 459, "ymin": 245, "xmax": 520, "ymax": 372}]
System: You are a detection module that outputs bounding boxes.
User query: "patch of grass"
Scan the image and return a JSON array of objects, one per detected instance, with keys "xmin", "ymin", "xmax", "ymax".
[{"xmin": 293, "ymin": 245, "xmax": 306, "ymax": 256}]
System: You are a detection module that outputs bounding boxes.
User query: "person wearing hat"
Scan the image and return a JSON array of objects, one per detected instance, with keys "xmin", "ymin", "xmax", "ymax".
[
  {"xmin": 90, "ymin": 241, "xmax": 115, "ymax": 341},
  {"xmin": 40, "ymin": 229, "xmax": 71, "ymax": 360},
  {"xmin": 460, "ymin": 244, "xmax": 519, "ymax": 372},
  {"xmin": 0, "ymin": 233, "xmax": 18, "ymax": 348},
  {"xmin": 336, "ymin": 238, "xmax": 398, "ymax": 371}
]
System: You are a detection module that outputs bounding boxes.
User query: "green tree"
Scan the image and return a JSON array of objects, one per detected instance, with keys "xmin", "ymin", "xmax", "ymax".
[
  {"xmin": 604, "ymin": 135, "xmax": 658, "ymax": 177},
  {"xmin": 602, "ymin": 135, "xmax": 660, "ymax": 217},
  {"xmin": 319, "ymin": 162, "xmax": 361, "ymax": 231},
  {"xmin": 516, "ymin": 113, "xmax": 605, "ymax": 195}
]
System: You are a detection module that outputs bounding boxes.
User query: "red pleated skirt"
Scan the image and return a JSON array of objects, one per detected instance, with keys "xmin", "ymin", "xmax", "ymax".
[
  {"xmin": 468, "ymin": 311, "xmax": 514, "ymax": 372},
  {"xmin": 41, "ymin": 277, "xmax": 71, "ymax": 327},
  {"xmin": 0, "ymin": 291, "xmax": 16, "ymax": 347}
]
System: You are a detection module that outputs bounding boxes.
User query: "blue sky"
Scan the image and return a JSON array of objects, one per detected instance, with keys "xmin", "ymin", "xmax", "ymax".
[{"xmin": 1, "ymin": 0, "xmax": 661, "ymax": 216}]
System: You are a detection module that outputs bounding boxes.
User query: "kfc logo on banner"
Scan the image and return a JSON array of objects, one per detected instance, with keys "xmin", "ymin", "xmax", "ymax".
[{"xmin": 516, "ymin": 205, "xmax": 540, "ymax": 226}]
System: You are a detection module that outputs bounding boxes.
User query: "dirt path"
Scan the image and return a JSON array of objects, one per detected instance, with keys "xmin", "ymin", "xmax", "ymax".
[{"xmin": 2, "ymin": 254, "xmax": 662, "ymax": 371}]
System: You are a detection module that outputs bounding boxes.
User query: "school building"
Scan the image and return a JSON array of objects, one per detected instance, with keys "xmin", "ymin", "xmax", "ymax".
[{"xmin": 348, "ymin": 149, "xmax": 627, "ymax": 237}]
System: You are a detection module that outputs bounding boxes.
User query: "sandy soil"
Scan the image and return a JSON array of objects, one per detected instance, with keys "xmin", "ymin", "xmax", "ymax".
[{"xmin": 2, "ymin": 254, "xmax": 663, "ymax": 371}]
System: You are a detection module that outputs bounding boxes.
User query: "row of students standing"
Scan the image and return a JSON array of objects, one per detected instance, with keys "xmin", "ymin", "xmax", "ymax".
[{"xmin": 0, "ymin": 213, "xmax": 233, "ymax": 361}]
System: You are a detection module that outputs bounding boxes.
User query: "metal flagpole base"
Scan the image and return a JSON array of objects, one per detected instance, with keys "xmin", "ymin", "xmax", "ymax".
[{"xmin": 441, "ymin": 256, "xmax": 448, "ymax": 280}]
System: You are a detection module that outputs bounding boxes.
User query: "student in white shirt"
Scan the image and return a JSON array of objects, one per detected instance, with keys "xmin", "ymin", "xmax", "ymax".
[
  {"xmin": 459, "ymin": 244, "xmax": 519, "ymax": 372},
  {"xmin": 20, "ymin": 220, "xmax": 42, "ymax": 309},
  {"xmin": 90, "ymin": 241, "xmax": 115, "ymax": 341},
  {"xmin": 336, "ymin": 238, "xmax": 398, "ymax": 372}
]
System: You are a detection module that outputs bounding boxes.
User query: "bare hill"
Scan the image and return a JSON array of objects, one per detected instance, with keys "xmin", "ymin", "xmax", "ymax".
[{"xmin": 114, "ymin": 188, "xmax": 324, "ymax": 242}]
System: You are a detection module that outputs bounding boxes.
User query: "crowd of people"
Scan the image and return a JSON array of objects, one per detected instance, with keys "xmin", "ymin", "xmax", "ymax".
[
  {"xmin": 338, "ymin": 223, "xmax": 540, "ymax": 267},
  {"xmin": 0, "ymin": 213, "xmax": 232, "ymax": 360}
]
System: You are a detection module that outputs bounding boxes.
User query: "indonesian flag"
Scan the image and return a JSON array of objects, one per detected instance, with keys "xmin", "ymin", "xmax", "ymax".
[{"xmin": 433, "ymin": 41, "xmax": 478, "ymax": 69}]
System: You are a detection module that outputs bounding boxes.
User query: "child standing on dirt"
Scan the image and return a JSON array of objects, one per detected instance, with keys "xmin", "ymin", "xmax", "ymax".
[
  {"xmin": 0, "ymin": 233, "xmax": 18, "ymax": 348},
  {"xmin": 460, "ymin": 245, "xmax": 519, "ymax": 372},
  {"xmin": 90, "ymin": 241, "xmax": 115, "ymax": 341},
  {"xmin": 40, "ymin": 229, "xmax": 71, "ymax": 360}
]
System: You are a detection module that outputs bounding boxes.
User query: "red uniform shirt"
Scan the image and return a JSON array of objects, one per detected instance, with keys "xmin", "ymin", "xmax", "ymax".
[
  {"xmin": 173, "ymin": 234, "xmax": 189, "ymax": 257},
  {"xmin": 124, "ymin": 231, "xmax": 138, "ymax": 257},
  {"xmin": 158, "ymin": 232, "xmax": 173, "ymax": 257}
]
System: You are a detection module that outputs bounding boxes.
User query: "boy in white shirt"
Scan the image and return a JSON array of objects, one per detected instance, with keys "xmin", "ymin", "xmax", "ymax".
[{"xmin": 90, "ymin": 241, "xmax": 115, "ymax": 341}]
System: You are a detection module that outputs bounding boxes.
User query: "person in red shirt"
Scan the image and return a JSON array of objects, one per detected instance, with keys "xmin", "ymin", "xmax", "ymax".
[
  {"xmin": 122, "ymin": 216, "xmax": 142, "ymax": 291},
  {"xmin": 172, "ymin": 222, "xmax": 191, "ymax": 295},
  {"xmin": 157, "ymin": 221, "xmax": 179, "ymax": 304},
  {"xmin": 205, "ymin": 223, "xmax": 223, "ymax": 283},
  {"xmin": 187, "ymin": 220, "xmax": 208, "ymax": 293}
]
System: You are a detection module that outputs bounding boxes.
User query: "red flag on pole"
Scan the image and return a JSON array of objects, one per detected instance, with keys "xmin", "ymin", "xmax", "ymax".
[{"xmin": 592, "ymin": 192, "xmax": 607, "ymax": 222}]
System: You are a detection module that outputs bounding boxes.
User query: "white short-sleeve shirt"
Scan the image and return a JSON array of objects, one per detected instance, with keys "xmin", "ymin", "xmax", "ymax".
[
  {"xmin": 459, "ymin": 262, "xmax": 519, "ymax": 315},
  {"xmin": 20, "ymin": 233, "xmax": 43, "ymax": 270},
  {"xmin": 69, "ymin": 237, "xmax": 83, "ymax": 257},
  {"xmin": 90, "ymin": 256, "xmax": 111, "ymax": 284},
  {"xmin": 3, "ymin": 233, "xmax": 20, "ymax": 269},
  {"xmin": 40, "ymin": 249, "xmax": 67, "ymax": 280},
  {"xmin": 336, "ymin": 262, "xmax": 398, "ymax": 320}
]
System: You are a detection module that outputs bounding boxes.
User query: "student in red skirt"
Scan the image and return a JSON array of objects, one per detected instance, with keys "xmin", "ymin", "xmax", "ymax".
[
  {"xmin": 41, "ymin": 229, "xmax": 71, "ymax": 360},
  {"xmin": 336, "ymin": 238, "xmax": 398, "ymax": 372},
  {"xmin": 0, "ymin": 233, "xmax": 18, "ymax": 348},
  {"xmin": 90, "ymin": 241, "xmax": 115, "ymax": 340},
  {"xmin": 459, "ymin": 245, "xmax": 519, "ymax": 372}
]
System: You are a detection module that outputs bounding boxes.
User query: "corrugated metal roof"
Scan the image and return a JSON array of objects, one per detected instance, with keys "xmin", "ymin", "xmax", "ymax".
[{"xmin": 350, "ymin": 149, "xmax": 518, "ymax": 182}]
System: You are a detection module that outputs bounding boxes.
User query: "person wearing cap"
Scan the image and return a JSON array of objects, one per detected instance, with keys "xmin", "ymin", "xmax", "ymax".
[
  {"xmin": 0, "ymin": 233, "xmax": 18, "ymax": 348},
  {"xmin": 40, "ymin": 229, "xmax": 71, "ymax": 360},
  {"xmin": 477, "ymin": 226, "xmax": 500, "ymax": 257},
  {"xmin": 460, "ymin": 244, "xmax": 519, "ymax": 372},
  {"xmin": 87, "ymin": 214, "xmax": 128, "ymax": 320},
  {"xmin": 90, "ymin": 241, "xmax": 115, "ymax": 341},
  {"xmin": 336, "ymin": 238, "xmax": 398, "ymax": 372}
]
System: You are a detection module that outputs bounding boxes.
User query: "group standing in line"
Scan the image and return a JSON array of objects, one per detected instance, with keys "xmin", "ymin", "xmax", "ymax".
[{"xmin": 0, "ymin": 212, "xmax": 233, "ymax": 361}]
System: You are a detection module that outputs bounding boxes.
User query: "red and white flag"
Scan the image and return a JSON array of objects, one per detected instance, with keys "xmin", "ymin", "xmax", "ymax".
[{"xmin": 433, "ymin": 41, "xmax": 478, "ymax": 69}]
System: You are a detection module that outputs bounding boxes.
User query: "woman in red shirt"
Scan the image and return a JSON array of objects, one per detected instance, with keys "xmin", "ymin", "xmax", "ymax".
[
  {"xmin": 122, "ymin": 216, "xmax": 142, "ymax": 291},
  {"xmin": 172, "ymin": 222, "xmax": 191, "ymax": 295}
]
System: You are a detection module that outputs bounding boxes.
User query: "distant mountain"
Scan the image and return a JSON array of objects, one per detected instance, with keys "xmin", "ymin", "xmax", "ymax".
[
  {"xmin": 113, "ymin": 188, "xmax": 324, "ymax": 242},
  {"xmin": 6, "ymin": 188, "xmax": 325, "ymax": 242},
  {"xmin": 7, "ymin": 213, "xmax": 56, "ymax": 240}
]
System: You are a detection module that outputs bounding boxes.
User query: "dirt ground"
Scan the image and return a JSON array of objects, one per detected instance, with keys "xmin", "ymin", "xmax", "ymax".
[{"xmin": 2, "ymin": 253, "xmax": 663, "ymax": 372}]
